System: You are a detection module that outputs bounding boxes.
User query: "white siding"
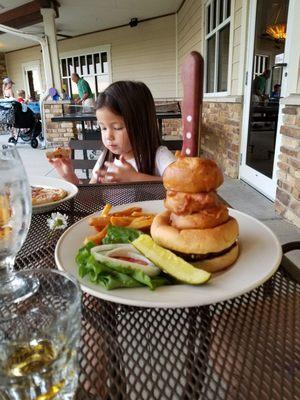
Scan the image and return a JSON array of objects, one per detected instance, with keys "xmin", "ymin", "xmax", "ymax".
[
  {"xmin": 177, "ymin": 0, "xmax": 203, "ymax": 97},
  {"xmin": 5, "ymin": 15, "xmax": 176, "ymax": 99},
  {"xmin": 5, "ymin": 47, "xmax": 44, "ymax": 97},
  {"xmin": 231, "ymin": 0, "xmax": 243, "ymax": 95}
]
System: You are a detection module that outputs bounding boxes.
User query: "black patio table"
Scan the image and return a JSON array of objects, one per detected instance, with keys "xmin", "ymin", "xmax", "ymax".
[{"xmin": 16, "ymin": 182, "xmax": 300, "ymax": 400}]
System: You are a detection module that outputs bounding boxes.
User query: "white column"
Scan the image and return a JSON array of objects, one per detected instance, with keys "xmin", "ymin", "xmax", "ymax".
[
  {"xmin": 284, "ymin": 0, "xmax": 300, "ymax": 95},
  {"xmin": 40, "ymin": 7, "xmax": 62, "ymax": 93}
]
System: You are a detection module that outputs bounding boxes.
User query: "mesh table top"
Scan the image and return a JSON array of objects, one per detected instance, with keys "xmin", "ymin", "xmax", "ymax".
[{"xmin": 16, "ymin": 182, "xmax": 300, "ymax": 400}]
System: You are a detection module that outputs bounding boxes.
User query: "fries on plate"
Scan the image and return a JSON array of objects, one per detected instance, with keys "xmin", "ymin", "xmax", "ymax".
[{"xmin": 85, "ymin": 204, "xmax": 155, "ymax": 244}]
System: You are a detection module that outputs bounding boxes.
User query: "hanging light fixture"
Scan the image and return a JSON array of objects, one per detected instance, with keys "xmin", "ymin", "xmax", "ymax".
[
  {"xmin": 266, "ymin": 23, "xmax": 286, "ymax": 41},
  {"xmin": 265, "ymin": 3, "xmax": 287, "ymax": 43}
]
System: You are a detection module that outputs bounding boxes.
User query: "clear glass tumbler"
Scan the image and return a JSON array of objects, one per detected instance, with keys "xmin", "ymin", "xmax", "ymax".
[
  {"xmin": 0, "ymin": 144, "xmax": 38, "ymax": 303},
  {"xmin": 0, "ymin": 269, "xmax": 82, "ymax": 400}
]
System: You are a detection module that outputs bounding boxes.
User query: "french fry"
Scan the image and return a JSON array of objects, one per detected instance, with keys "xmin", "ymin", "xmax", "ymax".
[
  {"xmin": 0, "ymin": 194, "xmax": 11, "ymax": 226},
  {"xmin": 131, "ymin": 211, "xmax": 156, "ymax": 217},
  {"xmin": 101, "ymin": 204, "xmax": 112, "ymax": 216},
  {"xmin": 84, "ymin": 226, "xmax": 108, "ymax": 245},
  {"xmin": 89, "ymin": 216, "xmax": 111, "ymax": 228},
  {"xmin": 110, "ymin": 207, "xmax": 142, "ymax": 217},
  {"xmin": 0, "ymin": 209, "xmax": 10, "ymax": 226},
  {"xmin": 110, "ymin": 216, "xmax": 136, "ymax": 227},
  {"xmin": 0, "ymin": 226, "xmax": 12, "ymax": 240},
  {"xmin": 127, "ymin": 216, "xmax": 153, "ymax": 230}
]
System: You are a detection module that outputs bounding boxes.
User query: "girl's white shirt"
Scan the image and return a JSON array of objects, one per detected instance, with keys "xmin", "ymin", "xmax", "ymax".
[{"xmin": 91, "ymin": 145, "xmax": 176, "ymax": 180}]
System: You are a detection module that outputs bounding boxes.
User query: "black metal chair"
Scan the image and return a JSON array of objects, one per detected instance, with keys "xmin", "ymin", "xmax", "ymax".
[
  {"xmin": 69, "ymin": 137, "xmax": 103, "ymax": 181},
  {"xmin": 281, "ymin": 241, "xmax": 300, "ymax": 283}
]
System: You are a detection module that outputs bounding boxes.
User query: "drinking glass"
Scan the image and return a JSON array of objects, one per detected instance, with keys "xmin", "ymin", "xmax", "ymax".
[
  {"xmin": 0, "ymin": 144, "xmax": 38, "ymax": 303},
  {"xmin": 0, "ymin": 269, "xmax": 82, "ymax": 400}
]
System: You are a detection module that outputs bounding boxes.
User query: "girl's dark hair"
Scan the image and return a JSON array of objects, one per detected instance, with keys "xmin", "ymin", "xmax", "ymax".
[{"xmin": 96, "ymin": 81, "xmax": 161, "ymax": 174}]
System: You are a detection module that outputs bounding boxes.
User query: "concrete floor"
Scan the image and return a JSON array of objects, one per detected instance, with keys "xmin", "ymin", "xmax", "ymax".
[{"xmin": 1, "ymin": 133, "xmax": 299, "ymax": 267}]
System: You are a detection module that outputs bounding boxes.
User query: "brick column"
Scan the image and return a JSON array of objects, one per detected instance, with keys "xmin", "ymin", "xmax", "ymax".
[
  {"xmin": 154, "ymin": 99, "xmax": 182, "ymax": 139},
  {"xmin": 275, "ymin": 106, "xmax": 300, "ymax": 228},
  {"xmin": 201, "ymin": 102, "xmax": 242, "ymax": 178},
  {"xmin": 44, "ymin": 101, "xmax": 77, "ymax": 146}
]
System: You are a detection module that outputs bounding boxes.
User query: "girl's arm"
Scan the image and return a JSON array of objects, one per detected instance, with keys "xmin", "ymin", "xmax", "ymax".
[
  {"xmin": 48, "ymin": 158, "xmax": 80, "ymax": 185},
  {"xmin": 89, "ymin": 174, "xmax": 98, "ymax": 184}
]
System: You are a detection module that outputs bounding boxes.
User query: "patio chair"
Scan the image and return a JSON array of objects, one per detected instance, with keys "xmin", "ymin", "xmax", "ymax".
[
  {"xmin": 69, "ymin": 137, "xmax": 103, "ymax": 181},
  {"xmin": 156, "ymin": 101, "xmax": 182, "ymax": 151}
]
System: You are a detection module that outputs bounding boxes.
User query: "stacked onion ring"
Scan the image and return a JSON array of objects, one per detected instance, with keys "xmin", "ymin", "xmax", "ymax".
[{"xmin": 151, "ymin": 156, "xmax": 239, "ymax": 272}]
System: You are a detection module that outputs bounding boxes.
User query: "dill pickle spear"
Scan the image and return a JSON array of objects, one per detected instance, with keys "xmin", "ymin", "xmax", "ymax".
[{"xmin": 132, "ymin": 234, "xmax": 211, "ymax": 285}]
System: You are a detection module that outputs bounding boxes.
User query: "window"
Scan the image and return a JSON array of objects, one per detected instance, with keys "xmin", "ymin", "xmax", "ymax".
[
  {"xmin": 253, "ymin": 54, "xmax": 269, "ymax": 78},
  {"xmin": 205, "ymin": 0, "xmax": 231, "ymax": 93},
  {"xmin": 60, "ymin": 47, "xmax": 111, "ymax": 99}
]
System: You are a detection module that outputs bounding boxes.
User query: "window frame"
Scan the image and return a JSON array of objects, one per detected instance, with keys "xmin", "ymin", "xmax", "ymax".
[
  {"xmin": 204, "ymin": 0, "xmax": 233, "ymax": 96},
  {"xmin": 59, "ymin": 45, "xmax": 112, "ymax": 98},
  {"xmin": 253, "ymin": 54, "xmax": 269, "ymax": 78}
]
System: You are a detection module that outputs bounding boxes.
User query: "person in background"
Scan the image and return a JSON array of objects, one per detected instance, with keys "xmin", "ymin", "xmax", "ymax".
[
  {"xmin": 16, "ymin": 89, "xmax": 26, "ymax": 103},
  {"xmin": 252, "ymin": 69, "xmax": 271, "ymax": 103},
  {"xmin": 2, "ymin": 77, "xmax": 14, "ymax": 99},
  {"xmin": 271, "ymin": 83, "xmax": 281, "ymax": 99},
  {"xmin": 71, "ymin": 73, "xmax": 95, "ymax": 108},
  {"xmin": 48, "ymin": 80, "xmax": 176, "ymax": 185},
  {"xmin": 61, "ymin": 84, "xmax": 71, "ymax": 100}
]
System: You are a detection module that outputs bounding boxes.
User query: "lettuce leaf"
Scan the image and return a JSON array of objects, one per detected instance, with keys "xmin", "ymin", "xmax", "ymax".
[
  {"xmin": 76, "ymin": 242, "xmax": 171, "ymax": 290},
  {"xmin": 102, "ymin": 225, "xmax": 142, "ymax": 244}
]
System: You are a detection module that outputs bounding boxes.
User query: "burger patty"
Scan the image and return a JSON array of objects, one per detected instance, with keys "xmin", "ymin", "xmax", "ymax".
[{"xmin": 173, "ymin": 241, "xmax": 238, "ymax": 262}]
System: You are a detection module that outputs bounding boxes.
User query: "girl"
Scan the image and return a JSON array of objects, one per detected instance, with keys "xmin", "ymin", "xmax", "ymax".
[
  {"xmin": 49, "ymin": 81, "xmax": 176, "ymax": 184},
  {"xmin": 2, "ymin": 77, "xmax": 14, "ymax": 99}
]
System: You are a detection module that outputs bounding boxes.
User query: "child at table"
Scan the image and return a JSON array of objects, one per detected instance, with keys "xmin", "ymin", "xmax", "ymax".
[{"xmin": 49, "ymin": 80, "xmax": 176, "ymax": 184}]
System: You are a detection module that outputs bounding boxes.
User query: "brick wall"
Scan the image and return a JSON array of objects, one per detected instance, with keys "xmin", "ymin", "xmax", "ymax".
[
  {"xmin": 275, "ymin": 106, "xmax": 300, "ymax": 228},
  {"xmin": 44, "ymin": 101, "xmax": 76, "ymax": 146},
  {"xmin": 155, "ymin": 99, "xmax": 182, "ymax": 138},
  {"xmin": 161, "ymin": 118, "xmax": 182, "ymax": 137},
  {"xmin": 200, "ymin": 101, "xmax": 242, "ymax": 178},
  {"xmin": 0, "ymin": 53, "xmax": 8, "ymax": 97}
]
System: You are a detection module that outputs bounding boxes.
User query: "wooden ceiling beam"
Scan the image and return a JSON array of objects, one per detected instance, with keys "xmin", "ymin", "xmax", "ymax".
[
  {"xmin": 36, "ymin": 0, "xmax": 60, "ymax": 17},
  {"xmin": 0, "ymin": 1, "xmax": 60, "ymax": 29}
]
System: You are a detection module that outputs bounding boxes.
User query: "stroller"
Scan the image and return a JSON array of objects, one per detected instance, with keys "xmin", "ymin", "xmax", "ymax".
[{"xmin": 0, "ymin": 100, "xmax": 42, "ymax": 148}]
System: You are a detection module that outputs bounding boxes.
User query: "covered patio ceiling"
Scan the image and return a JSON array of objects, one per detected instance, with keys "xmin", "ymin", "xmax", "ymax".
[{"xmin": 0, "ymin": 0, "xmax": 183, "ymax": 52}]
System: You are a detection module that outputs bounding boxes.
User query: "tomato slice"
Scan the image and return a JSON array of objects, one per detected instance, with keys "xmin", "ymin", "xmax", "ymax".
[{"xmin": 112, "ymin": 256, "xmax": 148, "ymax": 266}]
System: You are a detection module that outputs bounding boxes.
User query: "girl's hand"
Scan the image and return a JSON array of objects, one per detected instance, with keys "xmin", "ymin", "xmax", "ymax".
[
  {"xmin": 96, "ymin": 155, "xmax": 139, "ymax": 183},
  {"xmin": 48, "ymin": 157, "xmax": 79, "ymax": 184}
]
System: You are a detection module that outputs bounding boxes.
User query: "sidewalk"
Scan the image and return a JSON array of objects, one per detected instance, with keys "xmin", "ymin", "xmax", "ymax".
[{"xmin": 2, "ymin": 133, "xmax": 299, "ymax": 267}]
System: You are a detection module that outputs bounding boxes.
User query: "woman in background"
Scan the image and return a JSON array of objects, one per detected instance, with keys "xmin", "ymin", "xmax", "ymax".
[{"xmin": 2, "ymin": 77, "xmax": 14, "ymax": 99}]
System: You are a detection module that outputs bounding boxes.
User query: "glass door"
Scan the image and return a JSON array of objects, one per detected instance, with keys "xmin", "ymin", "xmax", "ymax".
[
  {"xmin": 240, "ymin": 0, "xmax": 289, "ymax": 200},
  {"xmin": 22, "ymin": 61, "xmax": 42, "ymax": 101}
]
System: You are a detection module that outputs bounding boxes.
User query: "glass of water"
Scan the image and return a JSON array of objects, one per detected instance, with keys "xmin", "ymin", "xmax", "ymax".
[
  {"xmin": 0, "ymin": 144, "xmax": 38, "ymax": 303},
  {"xmin": 0, "ymin": 269, "xmax": 82, "ymax": 400}
]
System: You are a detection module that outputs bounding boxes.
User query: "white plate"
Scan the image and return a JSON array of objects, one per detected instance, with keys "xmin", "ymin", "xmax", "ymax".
[
  {"xmin": 29, "ymin": 176, "xmax": 78, "ymax": 214},
  {"xmin": 55, "ymin": 200, "xmax": 282, "ymax": 308}
]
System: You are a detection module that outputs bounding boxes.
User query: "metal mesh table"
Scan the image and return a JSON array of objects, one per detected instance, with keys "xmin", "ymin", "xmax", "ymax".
[{"xmin": 16, "ymin": 183, "xmax": 300, "ymax": 400}]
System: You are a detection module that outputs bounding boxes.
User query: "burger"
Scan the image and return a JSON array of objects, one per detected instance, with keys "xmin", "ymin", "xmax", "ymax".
[{"xmin": 150, "ymin": 156, "xmax": 239, "ymax": 273}]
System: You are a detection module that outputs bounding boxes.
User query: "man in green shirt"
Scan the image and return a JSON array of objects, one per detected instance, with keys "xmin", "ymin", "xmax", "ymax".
[
  {"xmin": 252, "ymin": 69, "xmax": 271, "ymax": 103},
  {"xmin": 71, "ymin": 73, "xmax": 94, "ymax": 107}
]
